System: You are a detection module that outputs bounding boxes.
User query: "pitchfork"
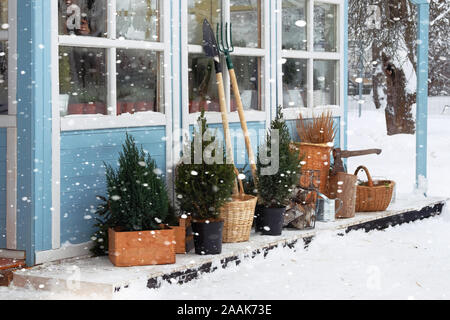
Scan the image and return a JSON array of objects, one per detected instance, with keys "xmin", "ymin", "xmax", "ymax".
[{"xmin": 216, "ymin": 22, "xmax": 258, "ymax": 186}]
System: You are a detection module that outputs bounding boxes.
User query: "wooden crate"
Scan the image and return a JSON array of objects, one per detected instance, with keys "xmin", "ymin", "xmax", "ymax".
[
  {"xmin": 108, "ymin": 227, "xmax": 176, "ymax": 267},
  {"xmin": 171, "ymin": 217, "xmax": 194, "ymax": 254}
]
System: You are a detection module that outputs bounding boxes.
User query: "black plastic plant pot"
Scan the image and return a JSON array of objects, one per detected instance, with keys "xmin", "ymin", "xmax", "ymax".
[
  {"xmin": 254, "ymin": 204, "xmax": 265, "ymax": 232},
  {"xmin": 261, "ymin": 207, "xmax": 286, "ymax": 236},
  {"xmin": 192, "ymin": 220, "xmax": 224, "ymax": 255}
]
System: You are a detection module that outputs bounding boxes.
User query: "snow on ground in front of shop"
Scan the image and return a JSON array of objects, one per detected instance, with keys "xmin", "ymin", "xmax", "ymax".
[
  {"xmin": 0, "ymin": 96, "xmax": 449, "ymax": 300},
  {"xmin": 347, "ymin": 95, "xmax": 450, "ymax": 197}
]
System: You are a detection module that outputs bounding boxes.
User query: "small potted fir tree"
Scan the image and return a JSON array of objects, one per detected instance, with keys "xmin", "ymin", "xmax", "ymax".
[
  {"xmin": 257, "ymin": 109, "xmax": 301, "ymax": 236},
  {"xmin": 105, "ymin": 133, "xmax": 175, "ymax": 266},
  {"xmin": 175, "ymin": 111, "xmax": 236, "ymax": 255}
]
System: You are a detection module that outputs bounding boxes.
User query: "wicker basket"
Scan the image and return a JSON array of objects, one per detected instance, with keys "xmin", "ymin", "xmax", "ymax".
[
  {"xmin": 220, "ymin": 173, "xmax": 257, "ymax": 243},
  {"xmin": 291, "ymin": 142, "xmax": 332, "ymax": 194},
  {"xmin": 354, "ymin": 166, "xmax": 395, "ymax": 212}
]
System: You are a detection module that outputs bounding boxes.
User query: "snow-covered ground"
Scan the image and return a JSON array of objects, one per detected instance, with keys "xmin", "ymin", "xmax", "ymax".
[
  {"xmin": 0, "ymin": 96, "xmax": 449, "ymax": 300},
  {"xmin": 347, "ymin": 95, "xmax": 450, "ymax": 197}
]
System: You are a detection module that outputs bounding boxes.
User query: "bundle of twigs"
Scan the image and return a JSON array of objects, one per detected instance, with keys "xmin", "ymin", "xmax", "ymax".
[{"xmin": 296, "ymin": 111, "xmax": 337, "ymax": 144}]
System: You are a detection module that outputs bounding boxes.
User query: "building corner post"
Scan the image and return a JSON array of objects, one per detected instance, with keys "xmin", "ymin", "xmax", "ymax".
[
  {"xmin": 16, "ymin": 0, "xmax": 53, "ymax": 266},
  {"xmin": 414, "ymin": 1, "xmax": 430, "ymax": 193}
]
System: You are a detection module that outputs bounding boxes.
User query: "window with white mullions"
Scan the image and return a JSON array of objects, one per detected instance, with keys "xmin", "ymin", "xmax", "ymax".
[
  {"xmin": 282, "ymin": 0, "xmax": 308, "ymax": 51},
  {"xmin": 57, "ymin": 0, "xmax": 165, "ymax": 118},
  {"xmin": 283, "ymin": 58, "xmax": 308, "ymax": 108},
  {"xmin": 0, "ymin": 0, "xmax": 9, "ymax": 116},
  {"xmin": 281, "ymin": 0, "xmax": 341, "ymax": 111},
  {"xmin": 229, "ymin": 0, "xmax": 264, "ymax": 112},
  {"xmin": 187, "ymin": 0, "xmax": 265, "ymax": 115},
  {"xmin": 314, "ymin": 2, "xmax": 338, "ymax": 53}
]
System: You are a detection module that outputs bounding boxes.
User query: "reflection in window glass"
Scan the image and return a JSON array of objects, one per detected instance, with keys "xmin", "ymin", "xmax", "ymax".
[
  {"xmin": 0, "ymin": 41, "xmax": 7, "ymax": 115},
  {"xmin": 189, "ymin": 53, "xmax": 219, "ymax": 113},
  {"xmin": 188, "ymin": 0, "xmax": 221, "ymax": 45},
  {"xmin": 116, "ymin": 0, "xmax": 160, "ymax": 42},
  {"xmin": 283, "ymin": 58, "xmax": 307, "ymax": 108},
  {"xmin": 313, "ymin": 60, "xmax": 338, "ymax": 106},
  {"xmin": 230, "ymin": 0, "xmax": 262, "ymax": 48},
  {"xmin": 58, "ymin": 0, "xmax": 107, "ymax": 37},
  {"xmin": 314, "ymin": 3, "xmax": 337, "ymax": 52},
  {"xmin": 0, "ymin": 0, "xmax": 7, "ymax": 25},
  {"xmin": 282, "ymin": 0, "xmax": 307, "ymax": 51},
  {"xmin": 116, "ymin": 49, "xmax": 164, "ymax": 115},
  {"xmin": 59, "ymin": 46, "xmax": 107, "ymax": 116},
  {"xmin": 231, "ymin": 56, "xmax": 262, "ymax": 111}
]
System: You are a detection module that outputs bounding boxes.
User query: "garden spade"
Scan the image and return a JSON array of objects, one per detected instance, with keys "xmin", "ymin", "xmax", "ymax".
[{"xmin": 202, "ymin": 19, "xmax": 238, "ymax": 193}]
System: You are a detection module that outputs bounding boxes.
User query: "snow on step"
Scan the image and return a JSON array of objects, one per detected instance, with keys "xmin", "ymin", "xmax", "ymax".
[{"xmin": 11, "ymin": 196, "xmax": 447, "ymax": 298}]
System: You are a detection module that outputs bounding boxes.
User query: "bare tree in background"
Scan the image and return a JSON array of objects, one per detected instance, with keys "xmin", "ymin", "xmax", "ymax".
[
  {"xmin": 428, "ymin": 0, "xmax": 450, "ymax": 96},
  {"xmin": 349, "ymin": 0, "xmax": 450, "ymax": 135}
]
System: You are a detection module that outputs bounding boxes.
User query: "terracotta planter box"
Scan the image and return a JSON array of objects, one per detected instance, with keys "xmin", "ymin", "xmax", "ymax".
[
  {"xmin": 189, "ymin": 100, "xmax": 209, "ymax": 113},
  {"xmin": 117, "ymin": 102, "xmax": 124, "ymax": 115},
  {"xmin": 135, "ymin": 101, "xmax": 154, "ymax": 112},
  {"xmin": 68, "ymin": 103, "xmax": 86, "ymax": 115},
  {"xmin": 108, "ymin": 227, "xmax": 176, "ymax": 267},
  {"xmin": 170, "ymin": 217, "xmax": 194, "ymax": 254},
  {"xmin": 68, "ymin": 103, "xmax": 107, "ymax": 115},
  {"xmin": 117, "ymin": 102, "xmax": 136, "ymax": 115}
]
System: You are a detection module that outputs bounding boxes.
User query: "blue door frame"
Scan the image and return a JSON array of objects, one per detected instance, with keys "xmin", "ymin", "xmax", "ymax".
[
  {"xmin": 410, "ymin": 0, "xmax": 430, "ymax": 192},
  {"xmin": 17, "ymin": 0, "xmax": 53, "ymax": 266}
]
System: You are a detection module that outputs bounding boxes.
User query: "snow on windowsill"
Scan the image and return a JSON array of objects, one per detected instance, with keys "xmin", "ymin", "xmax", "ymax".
[{"xmin": 61, "ymin": 111, "xmax": 167, "ymax": 132}]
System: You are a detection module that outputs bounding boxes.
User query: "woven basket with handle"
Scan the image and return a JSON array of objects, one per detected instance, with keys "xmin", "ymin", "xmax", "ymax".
[
  {"xmin": 354, "ymin": 166, "xmax": 395, "ymax": 212},
  {"xmin": 220, "ymin": 169, "xmax": 257, "ymax": 243}
]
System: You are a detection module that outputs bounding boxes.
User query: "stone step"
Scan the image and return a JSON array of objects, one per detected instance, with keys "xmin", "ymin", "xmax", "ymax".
[{"xmin": 11, "ymin": 197, "xmax": 447, "ymax": 298}]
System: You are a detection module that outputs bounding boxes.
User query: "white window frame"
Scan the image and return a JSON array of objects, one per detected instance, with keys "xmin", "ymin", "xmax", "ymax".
[
  {"xmin": 182, "ymin": 0, "xmax": 272, "ymax": 128},
  {"xmin": 51, "ymin": 0, "xmax": 175, "ymax": 249},
  {"xmin": 55, "ymin": 0, "xmax": 172, "ymax": 132},
  {"xmin": 277, "ymin": 0, "xmax": 345, "ymax": 121}
]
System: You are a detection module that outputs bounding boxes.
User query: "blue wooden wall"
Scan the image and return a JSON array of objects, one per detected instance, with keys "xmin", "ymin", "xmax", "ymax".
[
  {"xmin": 0, "ymin": 128, "xmax": 6, "ymax": 248},
  {"xmin": 189, "ymin": 121, "xmax": 266, "ymax": 172},
  {"xmin": 60, "ymin": 126, "xmax": 166, "ymax": 245}
]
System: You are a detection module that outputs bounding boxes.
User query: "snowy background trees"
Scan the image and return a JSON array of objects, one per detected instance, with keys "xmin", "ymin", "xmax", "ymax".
[{"xmin": 348, "ymin": 0, "xmax": 449, "ymax": 135}]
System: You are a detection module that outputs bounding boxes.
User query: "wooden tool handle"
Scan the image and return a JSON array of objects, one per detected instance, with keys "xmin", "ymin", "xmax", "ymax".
[
  {"xmin": 340, "ymin": 149, "xmax": 382, "ymax": 158},
  {"xmin": 229, "ymin": 68, "xmax": 258, "ymax": 184},
  {"xmin": 216, "ymin": 72, "xmax": 238, "ymax": 194}
]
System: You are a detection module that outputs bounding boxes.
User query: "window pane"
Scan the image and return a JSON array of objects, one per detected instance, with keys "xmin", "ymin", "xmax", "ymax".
[
  {"xmin": 58, "ymin": 0, "xmax": 107, "ymax": 37},
  {"xmin": 116, "ymin": 0, "xmax": 161, "ymax": 42},
  {"xmin": 188, "ymin": 0, "xmax": 221, "ymax": 45},
  {"xmin": 282, "ymin": 0, "xmax": 307, "ymax": 51},
  {"xmin": 189, "ymin": 53, "xmax": 220, "ymax": 113},
  {"xmin": 231, "ymin": 56, "xmax": 262, "ymax": 111},
  {"xmin": 282, "ymin": 58, "xmax": 307, "ymax": 108},
  {"xmin": 117, "ymin": 49, "xmax": 164, "ymax": 115},
  {"xmin": 59, "ymin": 46, "xmax": 107, "ymax": 116},
  {"xmin": 0, "ymin": 0, "xmax": 7, "ymax": 25},
  {"xmin": 0, "ymin": 41, "xmax": 7, "ymax": 115},
  {"xmin": 313, "ymin": 60, "xmax": 338, "ymax": 106},
  {"xmin": 230, "ymin": 0, "xmax": 262, "ymax": 48},
  {"xmin": 314, "ymin": 3, "xmax": 337, "ymax": 52}
]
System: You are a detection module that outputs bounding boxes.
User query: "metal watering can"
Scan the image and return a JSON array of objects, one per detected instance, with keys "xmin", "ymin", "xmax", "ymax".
[{"xmin": 315, "ymin": 192, "xmax": 343, "ymax": 222}]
